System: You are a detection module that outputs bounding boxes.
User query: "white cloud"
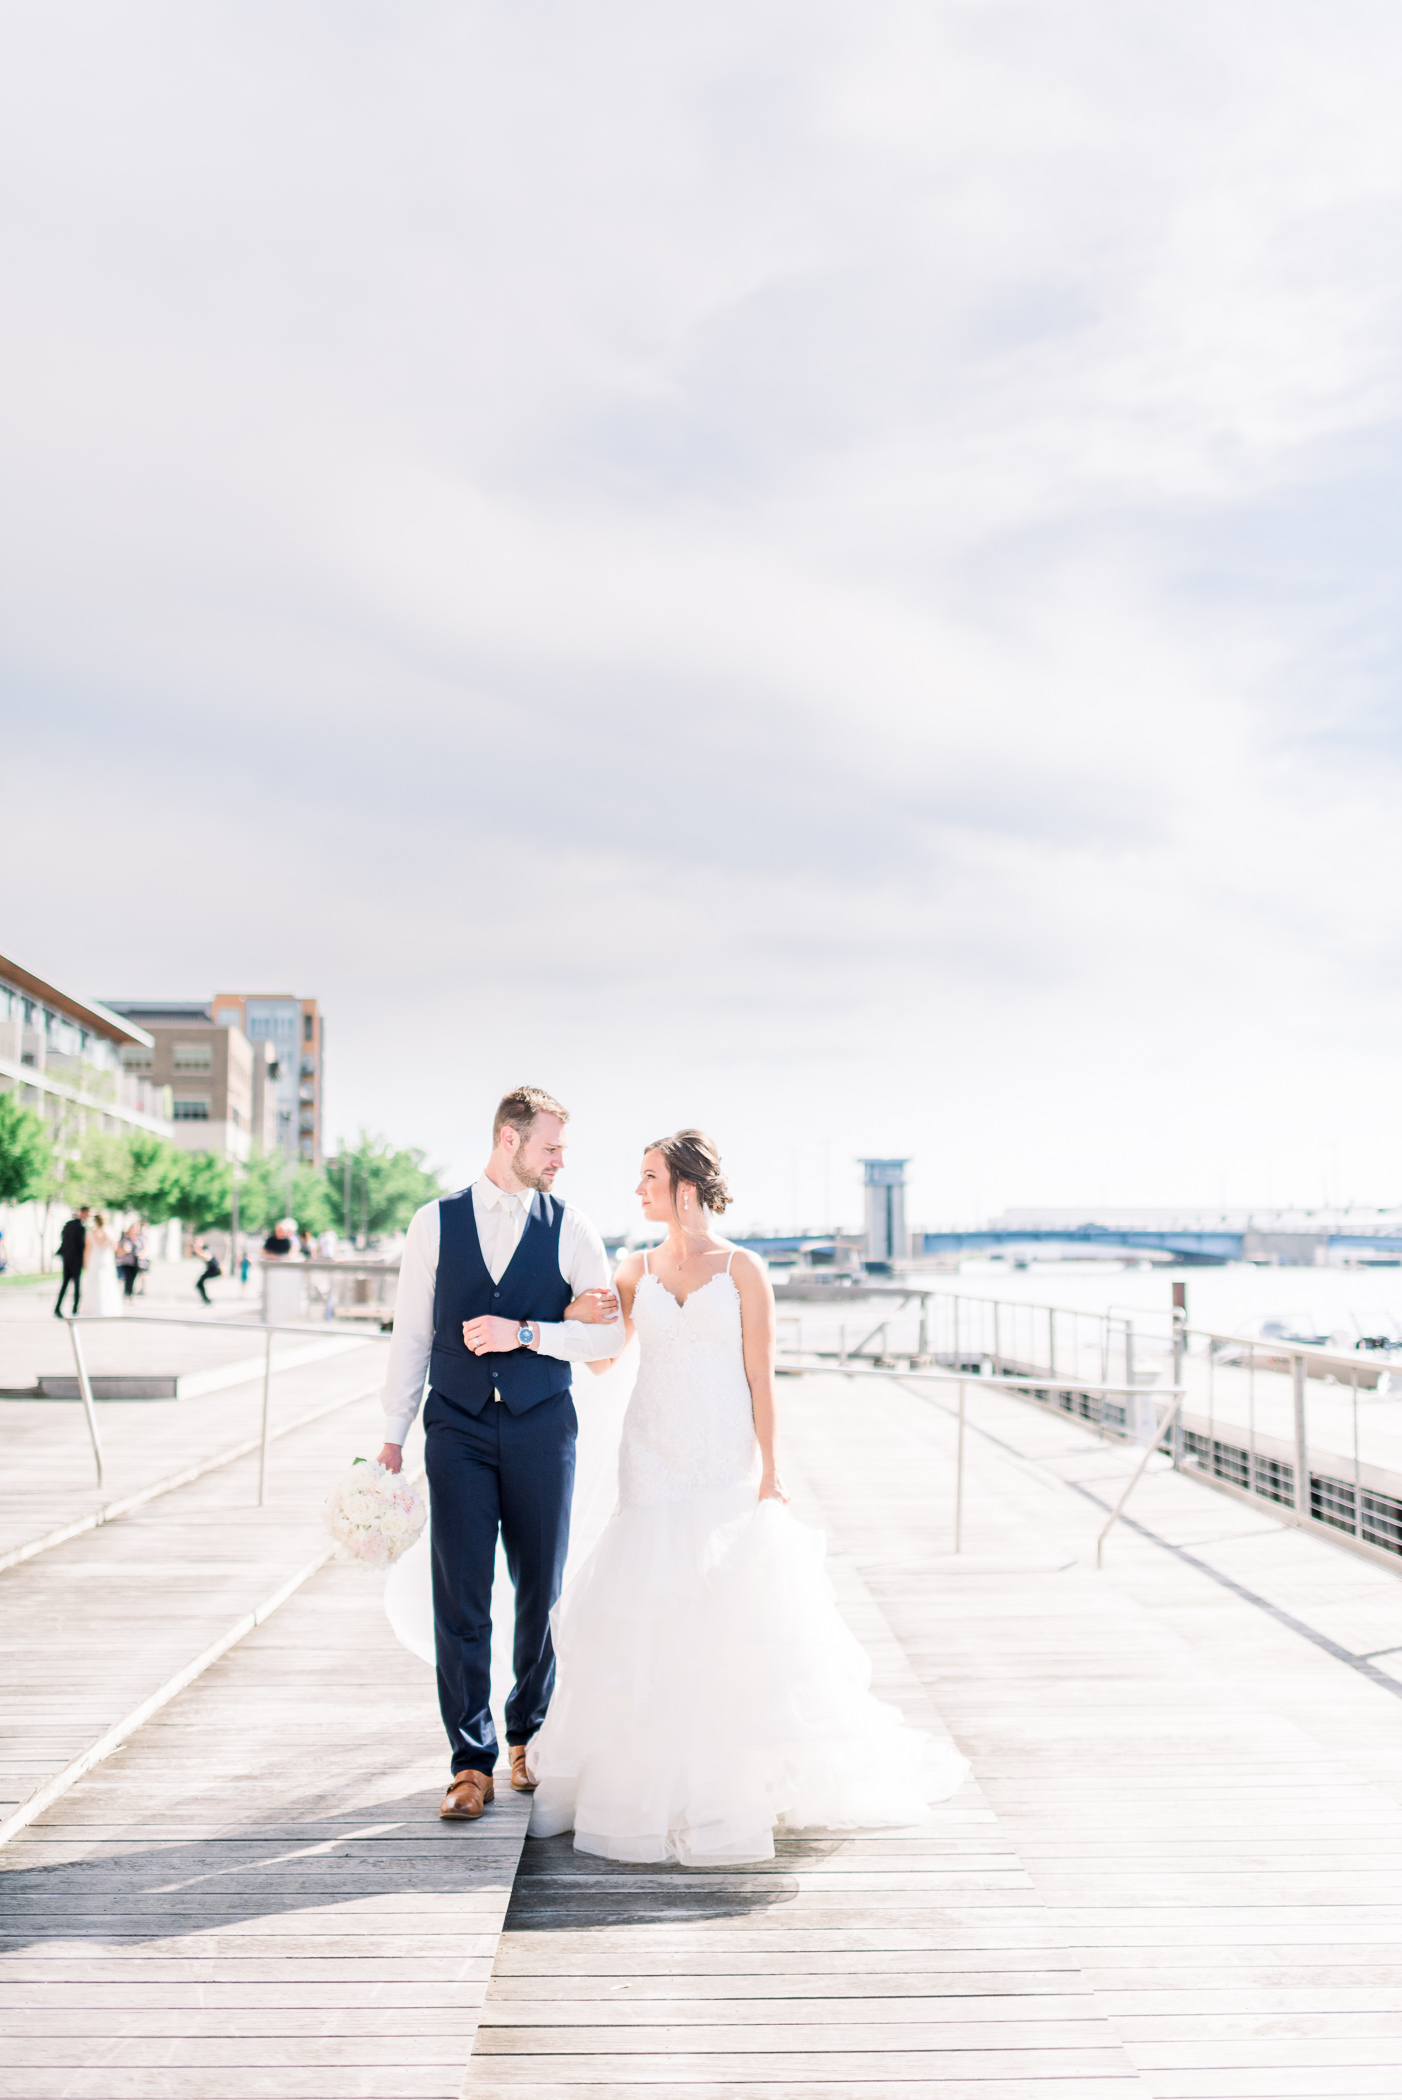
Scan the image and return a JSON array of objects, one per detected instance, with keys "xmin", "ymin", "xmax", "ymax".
[{"xmin": 5, "ymin": 1, "xmax": 1402, "ymax": 1230}]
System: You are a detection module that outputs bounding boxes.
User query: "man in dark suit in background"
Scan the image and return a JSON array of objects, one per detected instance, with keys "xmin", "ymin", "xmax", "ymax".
[{"xmin": 54, "ymin": 1207, "xmax": 90, "ymax": 1318}]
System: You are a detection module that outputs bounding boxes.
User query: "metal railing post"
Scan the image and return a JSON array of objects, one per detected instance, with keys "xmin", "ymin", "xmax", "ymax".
[
  {"xmin": 1048, "ymin": 1307, "xmax": 1057, "ymax": 1379},
  {"xmin": 258, "ymin": 1330, "xmax": 275, "ymax": 1507},
  {"xmin": 1292, "ymin": 1350, "xmax": 1309, "ymax": 1522},
  {"xmin": 917, "ymin": 1295, "xmax": 928, "ymax": 1361},
  {"xmin": 954, "ymin": 1380, "xmax": 966, "ymax": 1552},
  {"xmin": 992, "ymin": 1301, "xmax": 1001, "ymax": 1378},
  {"xmin": 1096, "ymin": 1389, "xmax": 1186, "ymax": 1567},
  {"xmin": 67, "ymin": 1320, "xmax": 104, "ymax": 1488},
  {"xmin": 1353, "ymin": 1367, "xmax": 1362, "ymax": 1539}
]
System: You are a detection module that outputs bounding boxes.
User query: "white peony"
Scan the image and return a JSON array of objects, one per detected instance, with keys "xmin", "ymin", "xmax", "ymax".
[{"xmin": 322, "ymin": 1459, "xmax": 426, "ymax": 1572}]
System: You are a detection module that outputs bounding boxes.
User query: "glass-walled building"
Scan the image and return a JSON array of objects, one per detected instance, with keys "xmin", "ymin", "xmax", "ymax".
[{"xmin": 0, "ymin": 952, "xmax": 173, "ymax": 1141}]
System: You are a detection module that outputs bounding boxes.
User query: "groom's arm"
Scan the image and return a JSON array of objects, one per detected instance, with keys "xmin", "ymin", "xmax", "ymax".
[
  {"xmin": 377, "ymin": 1200, "xmax": 439, "ymax": 1466},
  {"xmin": 460, "ymin": 1211, "xmax": 624, "ymax": 1365},
  {"xmin": 532, "ymin": 1209, "xmax": 625, "ymax": 1365}
]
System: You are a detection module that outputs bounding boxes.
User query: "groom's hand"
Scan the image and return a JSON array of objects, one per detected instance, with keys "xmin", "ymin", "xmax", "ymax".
[
  {"xmin": 463, "ymin": 1314, "xmax": 528, "ymax": 1354},
  {"xmin": 377, "ymin": 1443, "xmax": 403, "ymax": 1473}
]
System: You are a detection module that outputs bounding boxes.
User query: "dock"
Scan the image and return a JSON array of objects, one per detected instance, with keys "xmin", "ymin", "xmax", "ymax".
[{"xmin": 4, "ymin": 1344, "xmax": 1402, "ymax": 2095}]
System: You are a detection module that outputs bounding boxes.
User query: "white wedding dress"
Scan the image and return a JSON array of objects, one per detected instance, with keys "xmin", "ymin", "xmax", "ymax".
[
  {"xmin": 86, "ymin": 1237, "xmax": 122, "ymax": 1317},
  {"xmin": 524, "ymin": 1251, "xmax": 969, "ymax": 1865}
]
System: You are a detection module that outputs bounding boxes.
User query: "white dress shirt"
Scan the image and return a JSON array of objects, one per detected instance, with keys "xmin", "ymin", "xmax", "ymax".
[{"xmin": 380, "ymin": 1178, "xmax": 623, "ymax": 1444}]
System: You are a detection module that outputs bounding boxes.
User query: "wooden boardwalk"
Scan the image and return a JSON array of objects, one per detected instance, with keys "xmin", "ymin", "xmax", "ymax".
[
  {"xmin": 0, "ymin": 1562, "xmax": 528, "ymax": 2098},
  {"xmin": 0, "ymin": 1309, "xmax": 378, "ymax": 1568},
  {"xmin": 5, "ymin": 1361, "xmax": 1402, "ymax": 2095}
]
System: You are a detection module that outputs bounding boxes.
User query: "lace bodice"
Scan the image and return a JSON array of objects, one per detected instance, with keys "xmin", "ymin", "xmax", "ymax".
[{"xmin": 617, "ymin": 1260, "xmax": 760, "ymax": 1507}]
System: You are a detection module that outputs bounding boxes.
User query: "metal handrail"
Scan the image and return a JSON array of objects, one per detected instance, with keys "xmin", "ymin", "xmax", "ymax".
[
  {"xmin": 62, "ymin": 1313, "xmax": 389, "ymax": 1501},
  {"xmin": 1190, "ymin": 1323, "xmax": 1395, "ymax": 1371},
  {"xmin": 780, "ymin": 1352, "xmax": 1166, "ymax": 1404},
  {"xmin": 1095, "ymin": 1390, "xmax": 1187, "ymax": 1566},
  {"xmin": 779, "ymin": 1353, "xmax": 1183, "ymax": 1554}
]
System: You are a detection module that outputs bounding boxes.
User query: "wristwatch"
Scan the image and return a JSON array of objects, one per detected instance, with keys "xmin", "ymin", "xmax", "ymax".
[{"xmin": 516, "ymin": 1321, "xmax": 536, "ymax": 1348}]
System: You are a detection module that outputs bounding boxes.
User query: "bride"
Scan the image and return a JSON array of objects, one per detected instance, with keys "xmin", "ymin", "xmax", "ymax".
[
  {"xmin": 84, "ymin": 1211, "xmax": 123, "ymax": 1318},
  {"xmin": 523, "ymin": 1128, "xmax": 968, "ymax": 1865}
]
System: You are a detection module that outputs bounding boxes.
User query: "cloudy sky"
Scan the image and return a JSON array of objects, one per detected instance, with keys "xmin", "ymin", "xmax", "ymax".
[{"xmin": 5, "ymin": 2, "xmax": 1402, "ymax": 1234}]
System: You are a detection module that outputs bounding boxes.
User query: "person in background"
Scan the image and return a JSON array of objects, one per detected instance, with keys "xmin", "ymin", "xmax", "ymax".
[
  {"xmin": 193, "ymin": 1236, "xmax": 222, "ymax": 1305},
  {"xmin": 317, "ymin": 1227, "xmax": 338, "ymax": 1259},
  {"xmin": 239, "ymin": 1247, "xmax": 252, "ymax": 1290},
  {"xmin": 117, "ymin": 1218, "xmax": 145, "ymax": 1299},
  {"xmin": 262, "ymin": 1219, "xmax": 295, "ymax": 1259},
  {"xmin": 298, "ymin": 1226, "xmax": 315, "ymax": 1261},
  {"xmin": 54, "ymin": 1207, "xmax": 90, "ymax": 1318},
  {"xmin": 85, "ymin": 1213, "xmax": 123, "ymax": 1317},
  {"xmin": 0, "ymin": 1225, "xmax": 7, "ymax": 1275}
]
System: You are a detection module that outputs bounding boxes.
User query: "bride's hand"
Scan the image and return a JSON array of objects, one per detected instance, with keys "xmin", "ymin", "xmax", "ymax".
[
  {"xmin": 564, "ymin": 1286, "xmax": 619, "ymax": 1324},
  {"xmin": 759, "ymin": 1470, "xmax": 788, "ymax": 1504}
]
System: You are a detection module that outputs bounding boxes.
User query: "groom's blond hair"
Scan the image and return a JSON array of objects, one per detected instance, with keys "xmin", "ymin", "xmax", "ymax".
[{"xmin": 493, "ymin": 1086, "xmax": 569, "ymax": 1144}]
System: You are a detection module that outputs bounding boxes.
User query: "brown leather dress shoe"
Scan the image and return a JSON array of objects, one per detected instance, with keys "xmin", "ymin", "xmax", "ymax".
[
  {"xmin": 509, "ymin": 1744, "xmax": 537, "ymax": 1792},
  {"xmin": 439, "ymin": 1770, "xmax": 494, "ymax": 1820}
]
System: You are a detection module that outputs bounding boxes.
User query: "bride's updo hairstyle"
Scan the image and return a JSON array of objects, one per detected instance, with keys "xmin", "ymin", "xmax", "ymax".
[{"xmin": 648, "ymin": 1129, "xmax": 731, "ymax": 1217}]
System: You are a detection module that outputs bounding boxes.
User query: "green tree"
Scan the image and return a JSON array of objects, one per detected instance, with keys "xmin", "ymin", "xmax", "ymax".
[
  {"xmin": 231, "ymin": 1149, "xmax": 286, "ymax": 1235},
  {"xmin": 64, "ymin": 1130, "xmax": 135, "ymax": 1210},
  {"xmin": 325, "ymin": 1134, "xmax": 444, "ymax": 1241},
  {"xmin": 125, "ymin": 1134, "xmax": 191, "ymax": 1225},
  {"xmin": 177, "ymin": 1152, "xmax": 234, "ymax": 1234},
  {"xmin": 0, "ymin": 1093, "xmax": 52, "ymax": 1205},
  {"xmin": 230, "ymin": 1150, "xmax": 334, "ymax": 1239},
  {"xmin": 287, "ymin": 1164, "xmax": 334, "ymax": 1235}
]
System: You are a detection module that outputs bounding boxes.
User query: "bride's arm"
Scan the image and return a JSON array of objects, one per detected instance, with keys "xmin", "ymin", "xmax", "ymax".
[
  {"xmin": 733, "ymin": 1252, "xmax": 787, "ymax": 1503},
  {"xmin": 562, "ymin": 1253, "xmax": 643, "ymax": 1372}
]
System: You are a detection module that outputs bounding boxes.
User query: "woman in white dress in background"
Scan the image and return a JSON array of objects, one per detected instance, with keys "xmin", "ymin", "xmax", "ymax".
[
  {"xmin": 83, "ymin": 1212, "xmax": 123, "ymax": 1318},
  {"xmin": 525, "ymin": 1129, "xmax": 968, "ymax": 1866}
]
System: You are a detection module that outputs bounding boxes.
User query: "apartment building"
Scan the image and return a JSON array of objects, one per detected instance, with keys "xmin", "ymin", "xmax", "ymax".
[
  {"xmin": 0, "ymin": 952, "xmax": 172, "ymax": 1142},
  {"xmin": 210, "ymin": 993, "xmax": 324, "ymax": 1164},
  {"xmin": 107, "ymin": 1001, "xmax": 278, "ymax": 1161}
]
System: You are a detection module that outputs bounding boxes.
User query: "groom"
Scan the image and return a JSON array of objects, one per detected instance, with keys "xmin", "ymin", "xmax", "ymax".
[{"xmin": 377, "ymin": 1086, "xmax": 622, "ymax": 1820}]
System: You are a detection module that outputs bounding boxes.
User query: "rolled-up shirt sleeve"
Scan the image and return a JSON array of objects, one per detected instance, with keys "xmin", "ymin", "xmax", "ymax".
[
  {"xmin": 379, "ymin": 1200, "xmax": 439, "ymax": 1445},
  {"xmin": 534, "ymin": 1209, "xmax": 624, "ymax": 1363}
]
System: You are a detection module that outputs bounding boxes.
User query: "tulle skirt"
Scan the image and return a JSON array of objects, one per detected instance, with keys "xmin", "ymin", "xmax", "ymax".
[{"xmin": 526, "ymin": 1480, "xmax": 969, "ymax": 1866}]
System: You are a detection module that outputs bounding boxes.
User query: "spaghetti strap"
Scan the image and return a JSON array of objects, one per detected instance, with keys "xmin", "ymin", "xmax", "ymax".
[
  {"xmin": 643, "ymin": 1247, "xmax": 651, "ymax": 1275},
  {"xmin": 725, "ymin": 1248, "xmax": 736, "ymax": 1275}
]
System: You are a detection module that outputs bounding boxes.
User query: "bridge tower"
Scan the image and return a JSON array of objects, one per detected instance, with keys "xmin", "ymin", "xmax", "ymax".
[{"xmin": 859, "ymin": 1158, "xmax": 909, "ymax": 1266}]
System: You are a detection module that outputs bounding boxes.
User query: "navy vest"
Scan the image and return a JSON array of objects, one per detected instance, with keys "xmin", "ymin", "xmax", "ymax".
[{"xmin": 428, "ymin": 1187, "xmax": 574, "ymax": 1416}]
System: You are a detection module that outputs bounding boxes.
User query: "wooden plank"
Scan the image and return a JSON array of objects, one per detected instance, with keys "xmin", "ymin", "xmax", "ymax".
[{"xmin": 0, "ymin": 1403, "xmax": 530, "ymax": 2097}]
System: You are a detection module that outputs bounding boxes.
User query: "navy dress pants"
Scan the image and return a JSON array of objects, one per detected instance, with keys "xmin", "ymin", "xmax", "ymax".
[{"xmin": 423, "ymin": 1385, "xmax": 577, "ymax": 1778}]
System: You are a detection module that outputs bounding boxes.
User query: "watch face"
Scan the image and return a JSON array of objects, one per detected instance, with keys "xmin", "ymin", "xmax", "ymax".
[{"xmin": 517, "ymin": 1325, "xmax": 533, "ymax": 1345}]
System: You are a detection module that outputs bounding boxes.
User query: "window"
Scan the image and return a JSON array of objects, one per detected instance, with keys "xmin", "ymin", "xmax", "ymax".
[
  {"xmin": 121, "ymin": 1048, "xmax": 153, "ymax": 1071},
  {"xmin": 173, "ymin": 1098, "xmax": 211, "ymax": 1120},
  {"xmin": 213, "ymin": 1007, "xmax": 241, "ymax": 1027},
  {"xmin": 303, "ymin": 1012, "xmax": 314, "ymax": 1041},
  {"xmin": 172, "ymin": 1043, "xmax": 213, "ymax": 1070}
]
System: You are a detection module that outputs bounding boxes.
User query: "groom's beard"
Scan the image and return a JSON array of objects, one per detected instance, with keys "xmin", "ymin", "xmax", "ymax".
[{"xmin": 515, "ymin": 1166, "xmax": 557, "ymax": 1193}]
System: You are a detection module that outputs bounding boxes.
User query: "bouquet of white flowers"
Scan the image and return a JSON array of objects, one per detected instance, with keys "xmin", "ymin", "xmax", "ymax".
[{"xmin": 323, "ymin": 1458, "xmax": 426, "ymax": 1570}]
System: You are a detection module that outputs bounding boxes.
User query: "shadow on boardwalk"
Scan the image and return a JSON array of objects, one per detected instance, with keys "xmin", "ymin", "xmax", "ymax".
[
  {"xmin": 0, "ymin": 1795, "xmax": 803, "ymax": 1953},
  {"xmin": 503, "ymin": 1829, "xmax": 814, "ymax": 1932}
]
